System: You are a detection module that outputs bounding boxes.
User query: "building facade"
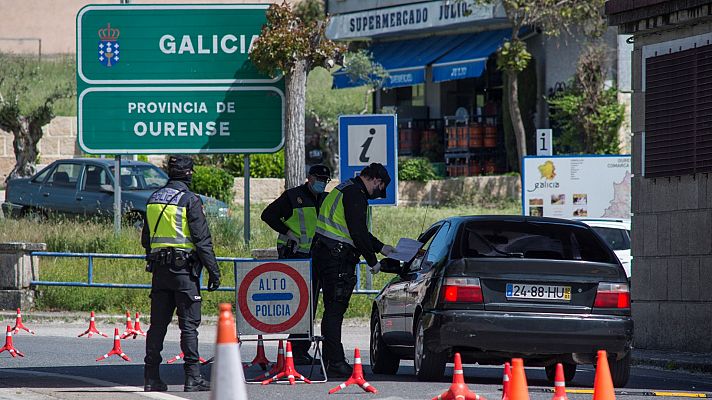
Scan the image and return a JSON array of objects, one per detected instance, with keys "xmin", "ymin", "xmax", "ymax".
[
  {"xmin": 607, "ymin": 0, "xmax": 712, "ymax": 352},
  {"xmin": 327, "ymin": 0, "xmax": 633, "ymax": 176}
]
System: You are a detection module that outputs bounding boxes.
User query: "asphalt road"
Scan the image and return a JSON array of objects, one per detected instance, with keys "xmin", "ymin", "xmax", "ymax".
[{"xmin": 1, "ymin": 320, "xmax": 711, "ymax": 400}]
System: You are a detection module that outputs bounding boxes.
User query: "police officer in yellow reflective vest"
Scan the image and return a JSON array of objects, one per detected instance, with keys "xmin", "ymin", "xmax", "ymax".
[
  {"xmin": 141, "ymin": 155, "xmax": 221, "ymax": 393},
  {"xmin": 312, "ymin": 163, "xmax": 395, "ymax": 377},
  {"xmin": 261, "ymin": 164, "xmax": 331, "ymax": 364}
]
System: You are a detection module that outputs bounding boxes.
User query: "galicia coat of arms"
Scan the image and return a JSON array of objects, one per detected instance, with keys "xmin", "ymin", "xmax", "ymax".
[{"xmin": 98, "ymin": 23, "xmax": 120, "ymax": 67}]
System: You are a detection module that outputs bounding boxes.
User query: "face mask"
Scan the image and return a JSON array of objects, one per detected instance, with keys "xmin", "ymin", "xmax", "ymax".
[
  {"xmin": 311, "ymin": 181, "xmax": 326, "ymax": 193},
  {"xmin": 368, "ymin": 181, "xmax": 385, "ymax": 199}
]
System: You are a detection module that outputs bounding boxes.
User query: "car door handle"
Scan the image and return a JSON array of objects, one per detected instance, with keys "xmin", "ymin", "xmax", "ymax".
[{"xmin": 76, "ymin": 196, "xmax": 83, "ymax": 201}]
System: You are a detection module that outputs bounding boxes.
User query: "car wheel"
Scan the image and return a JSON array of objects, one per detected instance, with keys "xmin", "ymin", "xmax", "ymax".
[
  {"xmin": 545, "ymin": 363, "xmax": 577, "ymax": 383},
  {"xmin": 608, "ymin": 352, "xmax": 631, "ymax": 388},
  {"xmin": 414, "ymin": 316, "xmax": 447, "ymax": 381},
  {"xmin": 370, "ymin": 310, "xmax": 400, "ymax": 374}
]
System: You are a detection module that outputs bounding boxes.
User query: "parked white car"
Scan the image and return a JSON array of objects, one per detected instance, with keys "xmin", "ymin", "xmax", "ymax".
[{"xmin": 574, "ymin": 218, "xmax": 631, "ymax": 278}]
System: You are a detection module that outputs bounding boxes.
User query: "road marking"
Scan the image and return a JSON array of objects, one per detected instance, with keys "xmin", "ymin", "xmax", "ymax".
[
  {"xmin": 529, "ymin": 388, "xmax": 711, "ymax": 398},
  {"xmin": 2, "ymin": 369, "xmax": 184, "ymax": 399}
]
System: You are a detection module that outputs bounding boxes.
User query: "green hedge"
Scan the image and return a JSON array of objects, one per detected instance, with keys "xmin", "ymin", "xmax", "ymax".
[
  {"xmin": 191, "ymin": 165, "xmax": 234, "ymax": 203},
  {"xmin": 223, "ymin": 151, "xmax": 285, "ymax": 178},
  {"xmin": 398, "ymin": 157, "xmax": 437, "ymax": 181}
]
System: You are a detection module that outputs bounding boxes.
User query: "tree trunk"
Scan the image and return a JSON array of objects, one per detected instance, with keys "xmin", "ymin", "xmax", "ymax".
[
  {"xmin": 506, "ymin": 70, "xmax": 528, "ymax": 163},
  {"xmin": 6, "ymin": 117, "xmax": 40, "ymax": 183},
  {"xmin": 284, "ymin": 60, "xmax": 308, "ymax": 190}
]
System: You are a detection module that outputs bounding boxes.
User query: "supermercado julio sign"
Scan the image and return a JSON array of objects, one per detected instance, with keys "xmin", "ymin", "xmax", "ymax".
[{"xmin": 236, "ymin": 261, "xmax": 312, "ymax": 336}]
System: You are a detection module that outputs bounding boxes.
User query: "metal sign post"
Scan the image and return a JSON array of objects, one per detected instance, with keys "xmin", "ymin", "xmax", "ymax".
[
  {"xmin": 244, "ymin": 154, "xmax": 250, "ymax": 245},
  {"xmin": 113, "ymin": 155, "xmax": 121, "ymax": 234}
]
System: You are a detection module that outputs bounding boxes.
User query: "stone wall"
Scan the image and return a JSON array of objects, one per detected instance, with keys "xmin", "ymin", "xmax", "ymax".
[
  {"xmin": 629, "ymin": 21, "xmax": 712, "ymax": 352},
  {"xmin": 0, "ymin": 116, "xmax": 83, "ymax": 183},
  {"xmin": 232, "ymin": 176, "xmax": 521, "ymax": 206}
]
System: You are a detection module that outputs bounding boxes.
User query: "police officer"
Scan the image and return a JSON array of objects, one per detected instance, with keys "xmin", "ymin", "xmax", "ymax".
[
  {"xmin": 312, "ymin": 163, "xmax": 395, "ymax": 377},
  {"xmin": 142, "ymin": 155, "xmax": 221, "ymax": 392},
  {"xmin": 261, "ymin": 164, "xmax": 331, "ymax": 364}
]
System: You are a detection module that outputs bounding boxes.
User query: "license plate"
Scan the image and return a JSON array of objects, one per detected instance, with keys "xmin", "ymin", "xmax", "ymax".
[{"xmin": 505, "ymin": 283, "xmax": 571, "ymax": 301}]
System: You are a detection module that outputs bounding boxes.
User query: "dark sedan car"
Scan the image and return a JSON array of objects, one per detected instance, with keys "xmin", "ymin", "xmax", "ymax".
[
  {"xmin": 370, "ymin": 216, "xmax": 633, "ymax": 387},
  {"xmin": 2, "ymin": 158, "xmax": 229, "ymax": 220}
]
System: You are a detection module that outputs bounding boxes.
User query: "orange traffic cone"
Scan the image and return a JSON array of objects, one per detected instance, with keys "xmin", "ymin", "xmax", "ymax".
[
  {"xmin": 12, "ymin": 308, "xmax": 35, "ymax": 335},
  {"xmin": 502, "ymin": 362, "xmax": 512, "ymax": 400},
  {"xmin": 253, "ymin": 339, "xmax": 285, "ymax": 381},
  {"xmin": 261, "ymin": 341, "xmax": 312, "ymax": 385},
  {"xmin": 243, "ymin": 335, "xmax": 271, "ymax": 370},
  {"xmin": 166, "ymin": 351, "xmax": 208, "ymax": 364},
  {"xmin": 132, "ymin": 312, "xmax": 146, "ymax": 338},
  {"xmin": 78, "ymin": 311, "xmax": 108, "ymax": 338},
  {"xmin": 551, "ymin": 363, "xmax": 568, "ymax": 400},
  {"xmin": 209, "ymin": 303, "xmax": 247, "ymax": 399},
  {"xmin": 509, "ymin": 358, "xmax": 530, "ymax": 400},
  {"xmin": 329, "ymin": 348, "xmax": 377, "ymax": 394},
  {"xmin": 119, "ymin": 311, "xmax": 137, "ymax": 339},
  {"xmin": 432, "ymin": 353, "xmax": 485, "ymax": 400},
  {"xmin": 0, "ymin": 325, "xmax": 24, "ymax": 357},
  {"xmin": 96, "ymin": 328, "xmax": 131, "ymax": 361},
  {"xmin": 593, "ymin": 350, "xmax": 616, "ymax": 400}
]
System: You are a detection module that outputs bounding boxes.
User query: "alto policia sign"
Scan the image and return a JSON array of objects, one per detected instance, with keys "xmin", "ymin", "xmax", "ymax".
[{"xmin": 76, "ymin": 5, "xmax": 284, "ymax": 154}]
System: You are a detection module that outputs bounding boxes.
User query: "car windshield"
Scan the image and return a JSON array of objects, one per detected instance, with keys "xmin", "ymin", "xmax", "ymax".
[
  {"xmin": 110, "ymin": 165, "xmax": 168, "ymax": 190},
  {"xmin": 462, "ymin": 221, "xmax": 617, "ymax": 263}
]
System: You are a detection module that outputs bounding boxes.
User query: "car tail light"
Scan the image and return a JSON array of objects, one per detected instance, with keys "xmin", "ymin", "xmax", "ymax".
[
  {"xmin": 594, "ymin": 282, "xmax": 630, "ymax": 308},
  {"xmin": 442, "ymin": 277, "xmax": 483, "ymax": 303}
]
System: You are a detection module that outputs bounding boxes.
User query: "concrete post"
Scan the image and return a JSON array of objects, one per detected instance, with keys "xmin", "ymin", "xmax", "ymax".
[{"xmin": 0, "ymin": 242, "xmax": 46, "ymax": 309}]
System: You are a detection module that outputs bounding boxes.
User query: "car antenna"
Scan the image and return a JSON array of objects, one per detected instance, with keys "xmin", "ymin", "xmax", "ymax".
[{"xmin": 419, "ymin": 202, "xmax": 430, "ymax": 236}]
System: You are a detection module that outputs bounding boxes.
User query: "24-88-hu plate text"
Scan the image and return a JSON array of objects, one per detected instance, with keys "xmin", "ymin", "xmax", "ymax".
[{"xmin": 506, "ymin": 283, "xmax": 571, "ymax": 301}]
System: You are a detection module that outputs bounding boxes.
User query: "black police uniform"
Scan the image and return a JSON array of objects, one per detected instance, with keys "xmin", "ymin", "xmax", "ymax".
[
  {"xmin": 311, "ymin": 176, "xmax": 384, "ymax": 373},
  {"xmin": 261, "ymin": 182, "xmax": 327, "ymax": 361},
  {"xmin": 142, "ymin": 178, "xmax": 221, "ymax": 391}
]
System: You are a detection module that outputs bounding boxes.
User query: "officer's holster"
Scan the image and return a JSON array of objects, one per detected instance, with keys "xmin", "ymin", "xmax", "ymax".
[{"xmin": 147, "ymin": 248, "xmax": 195, "ymax": 275}]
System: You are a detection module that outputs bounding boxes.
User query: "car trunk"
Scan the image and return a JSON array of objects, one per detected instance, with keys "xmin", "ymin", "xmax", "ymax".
[{"xmin": 447, "ymin": 258, "xmax": 623, "ymax": 314}]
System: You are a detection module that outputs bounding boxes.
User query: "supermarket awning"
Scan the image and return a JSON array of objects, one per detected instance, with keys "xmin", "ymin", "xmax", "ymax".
[
  {"xmin": 431, "ymin": 29, "xmax": 511, "ymax": 83},
  {"xmin": 333, "ymin": 34, "xmax": 470, "ymax": 89}
]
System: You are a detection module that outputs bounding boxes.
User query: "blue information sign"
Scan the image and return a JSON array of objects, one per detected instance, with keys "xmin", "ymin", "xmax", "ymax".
[{"xmin": 338, "ymin": 114, "xmax": 398, "ymax": 206}]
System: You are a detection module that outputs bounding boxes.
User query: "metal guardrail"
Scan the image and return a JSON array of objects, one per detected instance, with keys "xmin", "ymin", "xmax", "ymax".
[{"xmin": 30, "ymin": 251, "xmax": 378, "ymax": 294}]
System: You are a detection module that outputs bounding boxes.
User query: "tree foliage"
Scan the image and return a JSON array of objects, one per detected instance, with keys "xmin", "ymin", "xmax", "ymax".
[
  {"xmin": 249, "ymin": 1, "xmax": 344, "ymax": 189},
  {"xmin": 549, "ymin": 44, "xmax": 624, "ymax": 154},
  {"xmin": 344, "ymin": 49, "xmax": 389, "ymax": 114},
  {"xmin": 473, "ymin": 0, "xmax": 606, "ymax": 163},
  {"xmin": 0, "ymin": 54, "xmax": 74, "ymax": 183}
]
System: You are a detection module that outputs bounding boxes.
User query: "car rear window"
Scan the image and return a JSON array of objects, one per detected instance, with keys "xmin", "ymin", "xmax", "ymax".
[
  {"xmin": 462, "ymin": 220, "xmax": 617, "ymax": 263},
  {"xmin": 591, "ymin": 227, "xmax": 630, "ymax": 251}
]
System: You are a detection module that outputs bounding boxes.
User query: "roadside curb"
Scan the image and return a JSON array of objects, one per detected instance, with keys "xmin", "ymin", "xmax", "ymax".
[{"xmin": 632, "ymin": 349, "xmax": 712, "ymax": 375}]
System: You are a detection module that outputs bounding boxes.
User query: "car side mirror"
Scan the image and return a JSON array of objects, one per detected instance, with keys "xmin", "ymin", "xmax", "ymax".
[
  {"xmin": 380, "ymin": 258, "xmax": 404, "ymax": 274},
  {"xmin": 99, "ymin": 184, "xmax": 114, "ymax": 193}
]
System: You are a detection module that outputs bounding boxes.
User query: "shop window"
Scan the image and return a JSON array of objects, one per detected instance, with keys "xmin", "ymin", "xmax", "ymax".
[
  {"xmin": 412, "ymin": 84, "xmax": 425, "ymax": 106},
  {"xmin": 644, "ymin": 43, "xmax": 712, "ymax": 177}
]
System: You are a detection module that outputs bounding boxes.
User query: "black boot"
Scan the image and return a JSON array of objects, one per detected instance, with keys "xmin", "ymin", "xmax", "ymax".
[
  {"xmin": 144, "ymin": 364, "xmax": 167, "ymax": 392},
  {"xmin": 184, "ymin": 375, "xmax": 211, "ymax": 392},
  {"xmin": 144, "ymin": 378, "xmax": 168, "ymax": 392}
]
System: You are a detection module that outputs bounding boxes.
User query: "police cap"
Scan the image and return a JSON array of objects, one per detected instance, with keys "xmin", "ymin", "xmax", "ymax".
[
  {"xmin": 167, "ymin": 155, "xmax": 194, "ymax": 178},
  {"xmin": 308, "ymin": 164, "xmax": 331, "ymax": 179}
]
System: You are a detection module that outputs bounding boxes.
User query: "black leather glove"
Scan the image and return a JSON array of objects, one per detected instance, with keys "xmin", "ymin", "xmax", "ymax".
[{"xmin": 207, "ymin": 275, "xmax": 221, "ymax": 292}]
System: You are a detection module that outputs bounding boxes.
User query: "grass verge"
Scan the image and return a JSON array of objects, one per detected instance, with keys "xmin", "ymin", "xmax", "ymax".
[{"xmin": 0, "ymin": 201, "xmax": 520, "ymax": 317}]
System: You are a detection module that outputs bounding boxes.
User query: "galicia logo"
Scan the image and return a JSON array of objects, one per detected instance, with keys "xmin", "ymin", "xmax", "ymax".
[
  {"xmin": 527, "ymin": 160, "xmax": 559, "ymax": 192},
  {"xmin": 98, "ymin": 23, "xmax": 120, "ymax": 67}
]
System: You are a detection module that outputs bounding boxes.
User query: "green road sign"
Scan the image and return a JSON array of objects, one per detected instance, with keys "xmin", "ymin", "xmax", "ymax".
[
  {"xmin": 77, "ymin": 4, "xmax": 277, "ymax": 84},
  {"xmin": 76, "ymin": 4, "xmax": 285, "ymax": 154},
  {"xmin": 78, "ymin": 87, "xmax": 284, "ymax": 154}
]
